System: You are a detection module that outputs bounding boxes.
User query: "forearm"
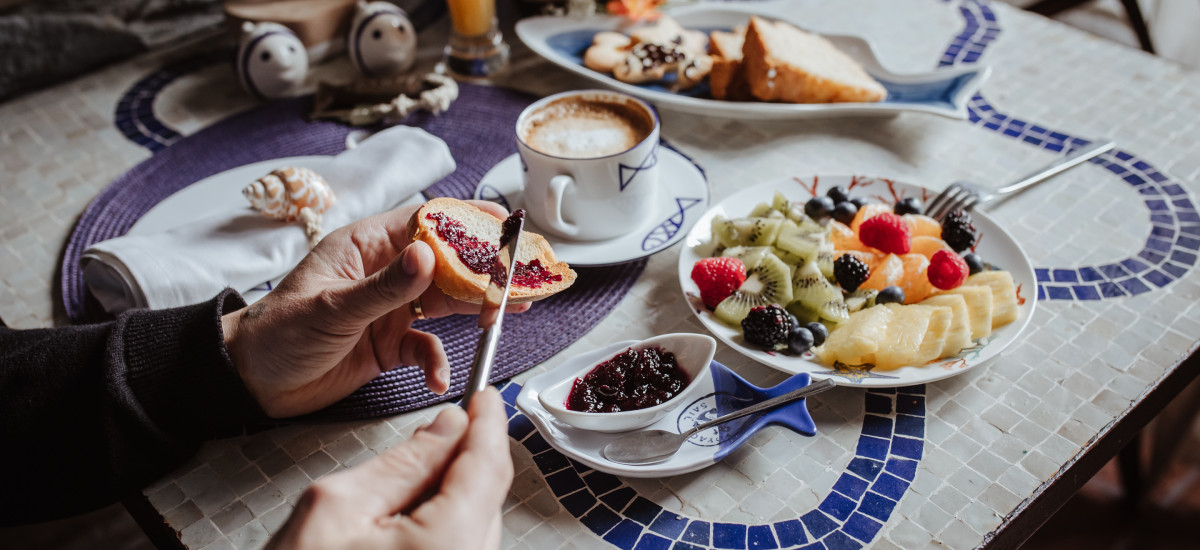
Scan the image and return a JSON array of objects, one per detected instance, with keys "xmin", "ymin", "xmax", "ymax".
[{"xmin": 0, "ymin": 289, "xmax": 263, "ymax": 525}]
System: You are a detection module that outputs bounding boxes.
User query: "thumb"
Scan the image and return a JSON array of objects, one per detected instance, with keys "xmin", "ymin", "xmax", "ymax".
[
  {"xmin": 336, "ymin": 240, "xmax": 435, "ymax": 323},
  {"xmin": 335, "ymin": 406, "xmax": 469, "ymax": 517}
]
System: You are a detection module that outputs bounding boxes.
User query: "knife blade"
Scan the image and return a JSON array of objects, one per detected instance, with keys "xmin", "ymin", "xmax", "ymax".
[{"xmin": 461, "ymin": 209, "xmax": 525, "ymax": 409}]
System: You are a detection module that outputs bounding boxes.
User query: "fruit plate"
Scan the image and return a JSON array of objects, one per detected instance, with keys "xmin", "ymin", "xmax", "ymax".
[
  {"xmin": 514, "ymin": 4, "xmax": 989, "ymax": 120},
  {"xmin": 676, "ymin": 175, "xmax": 1038, "ymax": 388}
]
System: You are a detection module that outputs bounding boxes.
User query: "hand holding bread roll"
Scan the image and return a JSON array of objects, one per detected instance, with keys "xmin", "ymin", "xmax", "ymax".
[{"xmin": 409, "ymin": 198, "xmax": 576, "ymax": 304}]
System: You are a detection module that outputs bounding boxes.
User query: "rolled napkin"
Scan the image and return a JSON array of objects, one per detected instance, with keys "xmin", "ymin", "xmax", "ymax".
[{"xmin": 82, "ymin": 126, "xmax": 456, "ymax": 313}]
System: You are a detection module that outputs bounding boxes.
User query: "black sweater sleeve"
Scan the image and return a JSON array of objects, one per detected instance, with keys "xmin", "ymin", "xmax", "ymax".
[{"xmin": 0, "ymin": 289, "xmax": 265, "ymax": 525}]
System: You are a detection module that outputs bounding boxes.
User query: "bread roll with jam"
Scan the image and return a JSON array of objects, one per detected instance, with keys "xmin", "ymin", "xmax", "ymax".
[{"xmin": 409, "ymin": 198, "xmax": 577, "ymax": 304}]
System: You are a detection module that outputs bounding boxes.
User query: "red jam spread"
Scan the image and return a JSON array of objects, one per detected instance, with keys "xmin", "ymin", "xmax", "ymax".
[
  {"xmin": 565, "ymin": 346, "xmax": 689, "ymax": 413},
  {"xmin": 426, "ymin": 212, "xmax": 564, "ymax": 289}
]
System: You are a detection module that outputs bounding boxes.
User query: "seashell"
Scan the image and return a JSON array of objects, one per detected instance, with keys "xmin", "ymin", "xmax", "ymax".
[{"xmin": 243, "ymin": 167, "xmax": 335, "ymax": 222}]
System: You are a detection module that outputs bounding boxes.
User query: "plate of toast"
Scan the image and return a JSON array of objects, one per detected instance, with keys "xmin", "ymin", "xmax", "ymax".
[{"xmin": 515, "ymin": 5, "xmax": 989, "ymax": 119}]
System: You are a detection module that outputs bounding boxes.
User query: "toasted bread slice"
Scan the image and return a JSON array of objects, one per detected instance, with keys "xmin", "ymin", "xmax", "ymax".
[
  {"xmin": 742, "ymin": 16, "xmax": 886, "ymax": 104},
  {"xmin": 409, "ymin": 198, "xmax": 577, "ymax": 304},
  {"xmin": 709, "ymin": 27, "xmax": 745, "ymax": 60},
  {"xmin": 708, "ymin": 27, "xmax": 749, "ymax": 100}
]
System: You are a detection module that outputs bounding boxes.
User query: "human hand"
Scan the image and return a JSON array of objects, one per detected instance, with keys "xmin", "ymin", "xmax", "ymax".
[
  {"xmin": 222, "ymin": 200, "xmax": 530, "ymax": 418},
  {"xmin": 266, "ymin": 387, "xmax": 513, "ymax": 550}
]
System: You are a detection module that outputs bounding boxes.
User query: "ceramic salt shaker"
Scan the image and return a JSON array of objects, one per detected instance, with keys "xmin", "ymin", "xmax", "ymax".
[
  {"xmin": 236, "ymin": 21, "xmax": 309, "ymax": 100},
  {"xmin": 347, "ymin": 1, "xmax": 417, "ymax": 77}
]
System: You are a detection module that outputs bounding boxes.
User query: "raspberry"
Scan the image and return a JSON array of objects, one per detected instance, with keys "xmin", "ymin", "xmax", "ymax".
[
  {"xmin": 691, "ymin": 257, "xmax": 746, "ymax": 309},
  {"xmin": 942, "ymin": 210, "xmax": 978, "ymax": 252},
  {"xmin": 833, "ymin": 254, "xmax": 870, "ymax": 292},
  {"xmin": 741, "ymin": 304, "xmax": 792, "ymax": 350},
  {"xmin": 858, "ymin": 212, "xmax": 912, "ymax": 255},
  {"xmin": 928, "ymin": 250, "xmax": 969, "ymax": 290}
]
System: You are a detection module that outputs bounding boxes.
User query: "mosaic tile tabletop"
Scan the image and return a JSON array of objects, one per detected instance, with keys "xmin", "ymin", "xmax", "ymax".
[{"xmin": 2, "ymin": 0, "xmax": 1199, "ymax": 548}]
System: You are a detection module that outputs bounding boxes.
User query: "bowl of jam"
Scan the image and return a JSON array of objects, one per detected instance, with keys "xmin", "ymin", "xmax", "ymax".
[{"xmin": 538, "ymin": 333, "xmax": 717, "ymax": 432}]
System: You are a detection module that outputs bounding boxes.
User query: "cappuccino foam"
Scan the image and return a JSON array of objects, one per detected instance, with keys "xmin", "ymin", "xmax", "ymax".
[{"xmin": 521, "ymin": 98, "xmax": 653, "ymax": 159}]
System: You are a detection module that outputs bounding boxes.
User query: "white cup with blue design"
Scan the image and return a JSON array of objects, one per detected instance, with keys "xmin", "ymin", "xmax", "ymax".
[{"xmin": 516, "ymin": 90, "xmax": 661, "ymax": 241}]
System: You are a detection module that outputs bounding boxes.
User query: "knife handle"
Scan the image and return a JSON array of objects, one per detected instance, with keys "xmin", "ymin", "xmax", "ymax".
[{"xmin": 462, "ymin": 322, "xmax": 502, "ymax": 409}]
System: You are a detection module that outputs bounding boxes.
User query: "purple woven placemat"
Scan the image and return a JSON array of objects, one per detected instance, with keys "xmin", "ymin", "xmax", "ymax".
[{"xmin": 61, "ymin": 84, "xmax": 647, "ymax": 420}]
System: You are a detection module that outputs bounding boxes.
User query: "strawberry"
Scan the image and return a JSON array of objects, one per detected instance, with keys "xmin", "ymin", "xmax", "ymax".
[
  {"xmin": 928, "ymin": 249, "xmax": 969, "ymax": 290},
  {"xmin": 858, "ymin": 212, "xmax": 912, "ymax": 255},
  {"xmin": 691, "ymin": 257, "xmax": 746, "ymax": 309}
]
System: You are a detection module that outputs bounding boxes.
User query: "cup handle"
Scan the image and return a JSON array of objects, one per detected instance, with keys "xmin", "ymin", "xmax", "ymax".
[{"xmin": 546, "ymin": 175, "xmax": 580, "ymax": 237}]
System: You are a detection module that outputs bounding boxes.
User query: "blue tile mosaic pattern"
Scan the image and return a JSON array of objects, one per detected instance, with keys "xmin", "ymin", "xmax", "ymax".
[
  {"xmin": 947, "ymin": 0, "xmax": 1197, "ymax": 301},
  {"xmin": 501, "ymin": 380, "xmax": 926, "ymax": 549}
]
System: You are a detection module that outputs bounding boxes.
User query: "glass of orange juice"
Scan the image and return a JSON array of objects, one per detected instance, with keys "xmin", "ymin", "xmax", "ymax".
[{"xmin": 442, "ymin": 0, "xmax": 510, "ymax": 79}]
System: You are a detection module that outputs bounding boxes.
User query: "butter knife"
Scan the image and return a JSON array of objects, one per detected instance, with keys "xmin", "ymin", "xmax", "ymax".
[{"xmin": 462, "ymin": 209, "xmax": 525, "ymax": 409}]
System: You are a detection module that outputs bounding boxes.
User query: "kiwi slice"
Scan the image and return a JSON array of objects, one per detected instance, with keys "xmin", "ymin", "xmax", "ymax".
[
  {"xmin": 791, "ymin": 261, "xmax": 849, "ymax": 324},
  {"xmin": 713, "ymin": 217, "xmax": 784, "ymax": 247},
  {"xmin": 816, "ymin": 238, "xmax": 835, "ymax": 280},
  {"xmin": 748, "ymin": 202, "xmax": 774, "ymax": 218},
  {"xmin": 786, "ymin": 302, "xmax": 822, "ymax": 325},
  {"xmin": 721, "ymin": 245, "xmax": 774, "ymax": 269},
  {"xmin": 772, "ymin": 191, "xmax": 791, "ymax": 213},
  {"xmin": 714, "ymin": 254, "xmax": 794, "ymax": 326},
  {"xmin": 771, "ymin": 246, "xmax": 807, "ymax": 268},
  {"xmin": 845, "ymin": 288, "xmax": 879, "ymax": 312},
  {"xmin": 775, "ymin": 224, "xmax": 823, "ymax": 262}
]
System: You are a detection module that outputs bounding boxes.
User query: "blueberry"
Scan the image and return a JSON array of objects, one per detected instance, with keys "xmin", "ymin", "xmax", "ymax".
[
  {"xmin": 805, "ymin": 322, "xmax": 828, "ymax": 347},
  {"xmin": 849, "ymin": 197, "xmax": 870, "ymax": 209},
  {"xmin": 832, "ymin": 201, "xmax": 858, "ymax": 225},
  {"xmin": 963, "ymin": 253, "xmax": 985, "ymax": 275},
  {"xmin": 826, "ymin": 186, "xmax": 850, "ymax": 204},
  {"xmin": 804, "ymin": 196, "xmax": 835, "ymax": 220},
  {"xmin": 787, "ymin": 326, "xmax": 815, "ymax": 355},
  {"xmin": 894, "ymin": 197, "xmax": 923, "ymax": 216},
  {"xmin": 877, "ymin": 286, "xmax": 905, "ymax": 305}
]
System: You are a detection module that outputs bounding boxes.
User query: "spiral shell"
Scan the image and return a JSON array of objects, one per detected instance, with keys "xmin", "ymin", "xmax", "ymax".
[{"xmin": 243, "ymin": 167, "xmax": 336, "ymax": 222}]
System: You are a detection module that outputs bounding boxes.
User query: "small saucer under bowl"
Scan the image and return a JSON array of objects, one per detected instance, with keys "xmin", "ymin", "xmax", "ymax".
[{"xmin": 473, "ymin": 145, "xmax": 708, "ymax": 266}]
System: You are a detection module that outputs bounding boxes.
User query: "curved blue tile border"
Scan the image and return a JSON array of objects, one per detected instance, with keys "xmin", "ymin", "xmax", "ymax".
[{"xmin": 949, "ymin": 0, "xmax": 1197, "ymax": 301}]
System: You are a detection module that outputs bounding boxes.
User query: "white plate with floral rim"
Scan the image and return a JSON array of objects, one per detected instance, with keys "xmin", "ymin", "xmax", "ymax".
[
  {"xmin": 515, "ymin": 4, "xmax": 990, "ymax": 120},
  {"xmin": 676, "ymin": 175, "xmax": 1038, "ymax": 387}
]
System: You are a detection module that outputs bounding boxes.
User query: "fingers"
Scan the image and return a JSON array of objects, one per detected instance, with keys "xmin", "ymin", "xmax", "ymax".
[
  {"xmin": 399, "ymin": 329, "xmax": 450, "ymax": 394},
  {"xmin": 418, "ymin": 286, "xmax": 534, "ymax": 318},
  {"xmin": 408, "ymin": 387, "xmax": 513, "ymax": 530},
  {"xmin": 330, "ymin": 406, "xmax": 469, "ymax": 518},
  {"xmin": 335, "ymin": 241, "xmax": 435, "ymax": 324}
]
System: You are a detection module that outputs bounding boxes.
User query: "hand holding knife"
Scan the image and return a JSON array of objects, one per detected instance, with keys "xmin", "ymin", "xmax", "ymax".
[{"xmin": 461, "ymin": 209, "xmax": 525, "ymax": 409}]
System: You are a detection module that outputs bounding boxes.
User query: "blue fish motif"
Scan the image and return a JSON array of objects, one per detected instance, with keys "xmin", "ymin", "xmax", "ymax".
[
  {"xmin": 475, "ymin": 183, "xmax": 511, "ymax": 212},
  {"xmin": 618, "ymin": 146, "xmax": 658, "ymax": 192},
  {"xmin": 642, "ymin": 197, "xmax": 702, "ymax": 251}
]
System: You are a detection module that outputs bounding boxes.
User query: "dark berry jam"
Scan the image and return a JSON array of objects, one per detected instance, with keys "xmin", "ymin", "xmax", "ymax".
[
  {"xmin": 426, "ymin": 212, "xmax": 495, "ymax": 275},
  {"xmin": 426, "ymin": 211, "xmax": 562, "ymax": 288},
  {"xmin": 513, "ymin": 259, "xmax": 563, "ymax": 288},
  {"xmin": 565, "ymin": 346, "xmax": 689, "ymax": 413}
]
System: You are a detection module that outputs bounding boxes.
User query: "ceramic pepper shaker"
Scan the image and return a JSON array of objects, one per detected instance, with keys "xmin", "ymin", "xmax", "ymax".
[
  {"xmin": 236, "ymin": 21, "xmax": 309, "ymax": 100},
  {"xmin": 347, "ymin": 1, "xmax": 418, "ymax": 77}
]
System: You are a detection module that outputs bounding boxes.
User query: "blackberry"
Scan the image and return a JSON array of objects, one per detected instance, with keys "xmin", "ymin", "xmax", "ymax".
[
  {"xmin": 832, "ymin": 201, "xmax": 858, "ymax": 225},
  {"xmin": 742, "ymin": 304, "xmax": 792, "ymax": 350},
  {"xmin": 826, "ymin": 186, "xmax": 850, "ymax": 204},
  {"xmin": 963, "ymin": 252, "xmax": 985, "ymax": 275},
  {"xmin": 806, "ymin": 322, "xmax": 829, "ymax": 347},
  {"xmin": 894, "ymin": 197, "xmax": 923, "ymax": 216},
  {"xmin": 804, "ymin": 196, "xmax": 835, "ymax": 220},
  {"xmin": 942, "ymin": 209, "xmax": 979, "ymax": 252},
  {"xmin": 833, "ymin": 254, "xmax": 870, "ymax": 292}
]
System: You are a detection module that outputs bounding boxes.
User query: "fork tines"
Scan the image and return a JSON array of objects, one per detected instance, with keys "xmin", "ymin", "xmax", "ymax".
[{"xmin": 927, "ymin": 183, "xmax": 980, "ymax": 222}]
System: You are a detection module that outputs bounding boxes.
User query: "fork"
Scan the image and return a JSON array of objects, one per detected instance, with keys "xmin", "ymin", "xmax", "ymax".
[{"xmin": 925, "ymin": 140, "xmax": 1116, "ymax": 222}]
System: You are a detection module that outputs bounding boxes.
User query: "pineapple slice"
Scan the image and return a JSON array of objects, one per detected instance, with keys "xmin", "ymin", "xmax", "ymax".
[
  {"xmin": 920, "ymin": 294, "xmax": 973, "ymax": 358},
  {"xmin": 965, "ymin": 270, "xmax": 1018, "ymax": 329},
  {"xmin": 815, "ymin": 305, "xmax": 892, "ymax": 366},
  {"xmin": 867, "ymin": 304, "xmax": 937, "ymax": 369},
  {"xmin": 938, "ymin": 284, "xmax": 992, "ymax": 340},
  {"xmin": 917, "ymin": 305, "xmax": 954, "ymax": 364}
]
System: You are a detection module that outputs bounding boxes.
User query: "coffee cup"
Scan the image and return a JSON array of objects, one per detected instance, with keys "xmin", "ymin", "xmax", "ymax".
[{"xmin": 515, "ymin": 90, "xmax": 660, "ymax": 241}]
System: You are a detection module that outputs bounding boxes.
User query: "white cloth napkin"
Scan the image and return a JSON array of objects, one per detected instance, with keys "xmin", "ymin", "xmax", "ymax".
[{"xmin": 82, "ymin": 126, "xmax": 456, "ymax": 313}]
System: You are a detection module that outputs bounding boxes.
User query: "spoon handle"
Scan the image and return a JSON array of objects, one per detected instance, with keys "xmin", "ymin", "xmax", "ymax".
[{"xmin": 684, "ymin": 378, "xmax": 836, "ymax": 437}]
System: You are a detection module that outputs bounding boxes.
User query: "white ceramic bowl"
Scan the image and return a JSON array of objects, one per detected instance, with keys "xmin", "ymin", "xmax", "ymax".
[{"xmin": 537, "ymin": 333, "xmax": 717, "ymax": 433}]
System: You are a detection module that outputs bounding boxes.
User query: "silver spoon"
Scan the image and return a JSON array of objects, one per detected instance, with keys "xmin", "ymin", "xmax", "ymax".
[{"xmin": 602, "ymin": 378, "xmax": 837, "ymax": 465}]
